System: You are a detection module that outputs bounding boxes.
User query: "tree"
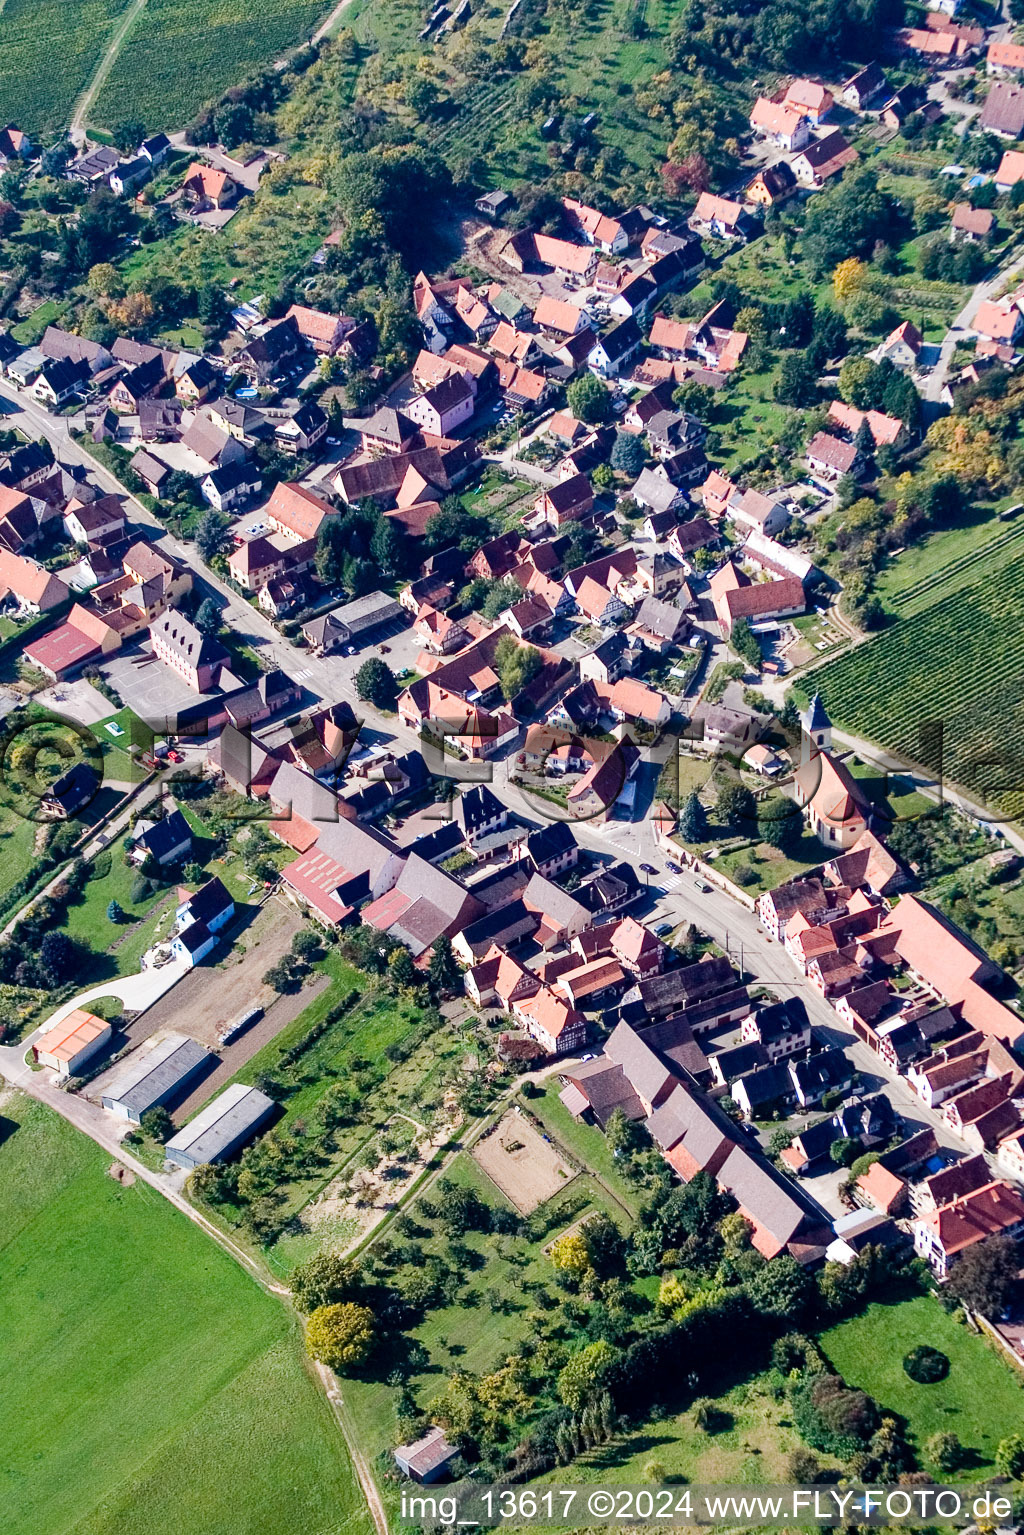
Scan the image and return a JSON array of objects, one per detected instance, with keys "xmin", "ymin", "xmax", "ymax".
[
  {"xmin": 557, "ymin": 1339, "xmax": 616, "ymax": 1411},
  {"xmin": 107, "ymin": 899, "xmax": 125, "ymax": 923},
  {"xmin": 106, "ymin": 291, "xmax": 155, "ymax": 335},
  {"xmin": 996, "ymin": 1433, "xmax": 1024, "ymax": 1479},
  {"xmin": 87, "ymin": 262, "xmax": 123, "ymax": 299},
  {"xmin": 194, "ymin": 597, "xmax": 222, "ymax": 635},
  {"xmin": 927, "ymin": 1432, "xmax": 964, "ymax": 1473},
  {"xmin": 550, "ymin": 1232, "xmax": 592, "ymax": 1279},
  {"xmin": 388, "ymin": 946, "xmax": 416, "ymax": 989},
  {"xmin": 746, "ymin": 1253, "xmax": 813, "ymax": 1324},
  {"xmin": 494, "ymin": 635, "xmax": 541, "ymax": 702},
  {"xmin": 678, "ymin": 791, "xmax": 707, "ymax": 843},
  {"xmin": 305, "ymin": 1301, "xmax": 376, "ymax": 1372},
  {"xmin": 291, "ymin": 929, "xmax": 322, "ymax": 961},
  {"xmin": 263, "ymin": 960, "xmax": 299, "ymax": 993},
  {"xmin": 140, "ymin": 1105, "xmax": 173, "ymax": 1142},
  {"xmin": 428, "ymin": 934, "xmax": 460, "ymax": 998},
  {"xmin": 567, "ymin": 371, "xmax": 612, "ymax": 425},
  {"xmin": 292, "ymin": 1252, "xmax": 360, "ymax": 1312},
  {"xmin": 833, "ymin": 258, "xmax": 868, "ymax": 304},
  {"xmin": 610, "ymin": 431, "xmax": 645, "ymax": 477},
  {"xmin": 370, "ymin": 515, "xmax": 408, "ymax": 578},
  {"xmin": 946, "ymin": 1233, "xmax": 1019, "ymax": 1315},
  {"xmin": 838, "ymin": 356, "xmax": 880, "ymax": 409},
  {"xmin": 194, "ymin": 510, "xmax": 227, "ymax": 563},
  {"xmin": 774, "ymin": 352, "xmax": 818, "ymax": 407},
  {"xmin": 716, "ymin": 780, "xmax": 756, "ymax": 829},
  {"xmin": 829, "ymin": 1136, "xmax": 860, "ymax": 1167},
  {"xmin": 37, "ymin": 931, "xmax": 74, "ymax": 987},
  {"xmin": 111, "ymin": 119, "xmax": 146, "ymax": 154},
  {"xmin": 730, "ymin": 617, "xmax": 762, "ymax": 668},
  {"xmin": 354, "ymin": 657, "xmax": 396, "ymax": 709},
  {"xmin": 759, "ymin": 801, "xmax": 802, "ymax": 850}
]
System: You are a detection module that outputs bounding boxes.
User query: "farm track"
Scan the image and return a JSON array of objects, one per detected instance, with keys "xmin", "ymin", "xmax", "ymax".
[{"xmin": 69, "ymin": 0, "xmax": 147, "ymax": 141}]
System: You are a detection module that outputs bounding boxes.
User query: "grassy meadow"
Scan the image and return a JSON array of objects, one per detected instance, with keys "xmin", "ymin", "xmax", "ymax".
[
  {"xmin": 821, "ymin": 1293, "xmax": 1024, "ymax": 1474},
  {"xmin": 0, "ymin": 1094, "xmax": 371, "ymax": 1535}
]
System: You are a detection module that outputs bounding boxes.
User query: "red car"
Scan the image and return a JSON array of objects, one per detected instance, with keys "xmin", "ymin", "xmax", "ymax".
[{"xmin": 166, "ymin": 748, "xmax": 184, "ymax": 763}]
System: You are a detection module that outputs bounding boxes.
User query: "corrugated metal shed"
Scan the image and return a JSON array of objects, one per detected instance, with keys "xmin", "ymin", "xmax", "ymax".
[
  {"xmin": 101, "ymin": 1032, "xmax": 213, "ymax": 1123},
  {"xmin": 164, "ymin": 1083, "xmax": 276, "ymax": 1169}
]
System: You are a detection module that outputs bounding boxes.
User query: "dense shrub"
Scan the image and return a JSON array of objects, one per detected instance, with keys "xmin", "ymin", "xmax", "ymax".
[
  {"xmin": 791, "ymin": 1372, "xmax": 880, "ymax": 1460},
  {"xmin": 903, "ymin": 1345, "xmax": 949, "ymax": 1384}
]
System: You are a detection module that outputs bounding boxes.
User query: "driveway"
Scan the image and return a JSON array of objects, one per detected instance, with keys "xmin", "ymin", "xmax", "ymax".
[{"xmin": 923, "ymin": 240, "xmax": 1024, "ymax": 404}]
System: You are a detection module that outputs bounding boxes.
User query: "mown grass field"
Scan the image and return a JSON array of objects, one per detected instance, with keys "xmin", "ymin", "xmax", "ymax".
[
  {"xmin": 821, "ymin": 1293, "xmax": 1024, "ymax": 1474},
  {"xmin": 92, "ymin": 0, "xmax": 334, "ymax": 132},
  {"xmin": 0, "ymin": 1094, "xmax": 371, "ymax": 1535},
  {"xmin": 0, "ymin": 0, "xmax": 129, "ymax": 133},
  {"xmin": 813, "ymin": 551, "xmax": 1024, "ymax": 820}
]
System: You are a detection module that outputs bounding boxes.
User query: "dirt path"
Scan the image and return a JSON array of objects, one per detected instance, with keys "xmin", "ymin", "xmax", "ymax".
[
  {"xmin": 312, "ymin": 0, "xmax": 360, "ymax": 43},
  {"xmin": 70, "ymin": 0, "xmax": 148, "ymax": 143},
  {"xmin": 315, "ymin": 1361, "xmax": 390, "ymax": 1535}
]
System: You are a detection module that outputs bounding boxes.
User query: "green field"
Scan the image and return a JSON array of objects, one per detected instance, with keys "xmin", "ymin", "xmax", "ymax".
[
  {"xmin": 0, "ymin": 0, "xmax": 130, "ymax": 133},
  {"xmin": 813, "ymin": 552, "xmax": 1024, "ymax": 820},
  {"xmin": 0, "ymin": 1094, "xmax": 371, "ymax": 1535},
  {"xmin": 821, "ymin": 1293, "xmax": 1024, "ymax": 1473},
  {"xmin": 92, "ymin": 0, "xmax": 333, "ymax": 132}
]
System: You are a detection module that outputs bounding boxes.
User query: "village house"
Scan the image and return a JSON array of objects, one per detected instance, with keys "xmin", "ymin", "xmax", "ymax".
[
  {"xmin": 532, "ymin": 473, "xmax": 594, "ymax": 530},
  {"xmin": 749, "ymin": 98, "xmax": 811, "ymax": 151},
  {"xmin": 690, "ymin": 193, "xmax": 747, "ymax": 240},
  {"xmin": 950, "ymin": 203, "xmax": 994, "ymax": 244},
  {"xmin": 790, "ymin": 131, "xmax": 857, "ymax": 188},
  {"xmin": 980, "ymin": 80, "xmax": 1024, "ymax": 139},
  {"xmin": 874, "ymin": 320, "xmax": 923, "ymax": 369},
  {"xmin": 181, "ymin": 163, "xmax": 237, "ymax": 212},
  {"xmin": 202, "ymin": 461, "xmax": 263, "ymax": 513},
  {"xmin": 841, "ymin": 62, "xmax": 887, "ymax": 111},
  {"xmin": 150, "ymin": 609, "xmax": 227, "ymax": 692}
]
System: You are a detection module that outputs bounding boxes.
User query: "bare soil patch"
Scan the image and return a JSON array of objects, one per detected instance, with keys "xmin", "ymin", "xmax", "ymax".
[{"xmin": 472, "ymin": 1109, "xmax": 576, "ymax": 1214}]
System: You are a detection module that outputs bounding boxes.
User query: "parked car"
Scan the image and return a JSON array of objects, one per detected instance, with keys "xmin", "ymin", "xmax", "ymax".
[
  {"xmin": 694, "ymin": 879, "xmax": 710, "ymax": 893},
  {"xmin": 665, "ymin": 860, "xmax": 682, "ymax": 874}
]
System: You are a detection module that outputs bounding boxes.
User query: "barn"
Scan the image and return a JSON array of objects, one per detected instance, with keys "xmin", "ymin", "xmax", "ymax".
[
  {"xmin": 100, "ymin": 1032, "xmax": 213, "ymax": 1123},
  {"xmin": 163, "ymin": 1083, "xmax": 277, "ymax": 1169}
]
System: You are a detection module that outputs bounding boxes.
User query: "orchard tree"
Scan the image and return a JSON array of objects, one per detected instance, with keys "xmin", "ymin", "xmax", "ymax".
[
  {"xmin": 558, "ymin": 1339, "xmax": 617, "ymax": 1411},
  {"xmin": 292, "ymin": 1252, "xmax": 360, "ymax": 1312},
  {"xmin": 550, "ymin": 1231, "xmax": 592, "ymax": 1279},
  {"xmin": 305, "ymin": 1302, "xmax": 376, "ymax": 1372}
]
